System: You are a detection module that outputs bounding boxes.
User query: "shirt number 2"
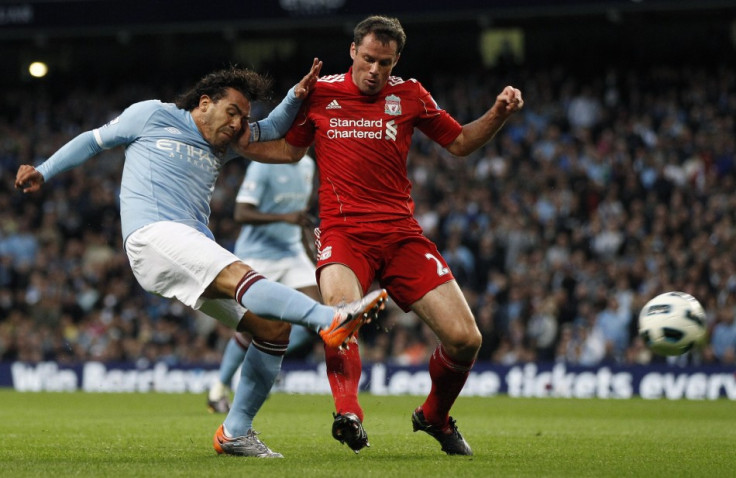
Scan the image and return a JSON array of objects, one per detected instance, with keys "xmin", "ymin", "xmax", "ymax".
[{"xmin": 425, "ymin": 253, "xmax": 450, "ymax": 277}]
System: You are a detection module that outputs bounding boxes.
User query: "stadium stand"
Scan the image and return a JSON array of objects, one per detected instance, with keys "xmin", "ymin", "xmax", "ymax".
[{"xmin": 2, "ymin": 2, "xmax": 736, "ymax": 367}]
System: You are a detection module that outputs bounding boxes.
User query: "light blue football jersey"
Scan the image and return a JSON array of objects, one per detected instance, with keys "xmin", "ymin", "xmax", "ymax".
[
  {"xmin": 35, "ymin": 89, "xmax": 300, "ymax": 242},
  {"xmin": 233, "ymin": 156, "xmax": 314, "ymax": 260}
]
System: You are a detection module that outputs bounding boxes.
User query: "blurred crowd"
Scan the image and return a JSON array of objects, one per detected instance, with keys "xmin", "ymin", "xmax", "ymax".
[{"xmin": 1, "ymin": 61, "xmax": 736, "ymax": 368}]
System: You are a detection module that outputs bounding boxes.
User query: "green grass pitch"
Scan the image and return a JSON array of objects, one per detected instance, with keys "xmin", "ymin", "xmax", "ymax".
[{"xmin": 1, "ymin": 390, "xmax": 734, "ymax": 477}]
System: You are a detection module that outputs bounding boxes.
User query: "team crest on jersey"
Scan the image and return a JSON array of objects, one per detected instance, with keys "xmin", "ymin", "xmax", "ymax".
[{"xmin": 384, "ymin": 95, "xmax": 401, "ymax": 116}]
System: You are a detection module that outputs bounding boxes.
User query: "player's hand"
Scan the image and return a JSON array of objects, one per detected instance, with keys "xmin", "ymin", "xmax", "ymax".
[
  {"xmin": 293, "ymin": 58, "xmax": 323, "ymax": 100},
  {"xmin": 284, "ymin": 210, "xmax": 315, "ymax": 228},
  {"xmin": 14, "ymin": 164, "xmax": 45, "ymax": 193},
  {"xmin": 494, "ymin": 85, "xmax": 524, "ymax": 117}
]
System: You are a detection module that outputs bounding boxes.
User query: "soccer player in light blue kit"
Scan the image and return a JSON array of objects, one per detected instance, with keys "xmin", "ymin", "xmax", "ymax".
[
  {"xmin": 207, "ymin": 154, "xmax": 320, "ymax": 414},
  {"xmin": 15, "ymin": 61, "xmax": 388, "ymax": 458}
]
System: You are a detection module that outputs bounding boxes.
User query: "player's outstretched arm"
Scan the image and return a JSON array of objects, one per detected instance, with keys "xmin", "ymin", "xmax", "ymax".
[
  {"xmin": 293, "ymin": 57, "xmax": 322, "ymax": 100},
  {"xmin": 248, "ymin": 58, "xmax": 323, "ymax": 143},
  {"xmin": 14, "ymin": 165, "xmax": 45, "ymax": 193},
  {"xmin": 446, "ymin": 85, "xmax": 524, "ymax": 157},
  {"xmin": 15, "ymin": 129, "xmax": 106, "ymax": 192},
  {"xmin": 236, "ymin": 137, "xmax": 308, "ymax": 164}
]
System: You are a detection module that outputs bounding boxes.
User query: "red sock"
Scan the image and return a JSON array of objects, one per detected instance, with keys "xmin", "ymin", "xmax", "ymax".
[
  {"xmin": 420, "ymin": 344, "xmax": 474, "ymax": 429},
  {"xmin": 324, "ymin": 336, "xmax": 364, "ymax": 422}
]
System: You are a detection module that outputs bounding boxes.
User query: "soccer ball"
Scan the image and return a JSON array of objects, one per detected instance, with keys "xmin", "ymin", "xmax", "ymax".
[{"xmin": 638, "ymin": 291, "xmax": 706, "ymax": 356}]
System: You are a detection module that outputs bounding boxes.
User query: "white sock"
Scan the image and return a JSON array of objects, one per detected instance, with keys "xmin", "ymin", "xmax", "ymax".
[{"xmin": 209, "ymin": 380, "xmax": 227, "ymax": 401}]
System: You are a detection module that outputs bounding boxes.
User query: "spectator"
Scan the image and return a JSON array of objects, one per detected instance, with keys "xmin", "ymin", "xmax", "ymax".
[
  {"xmin": 3, "ymin": 63, "xmax": 736, "ymax": 368},
  {"xmin": 707, "ymin": 308, "xmax": 736, "ymax": 364}
]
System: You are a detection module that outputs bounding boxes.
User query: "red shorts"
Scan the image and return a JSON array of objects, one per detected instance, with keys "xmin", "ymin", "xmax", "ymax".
[{"xmin": 315, "ymin": 219, "xmax": 454, "ymax": 311}]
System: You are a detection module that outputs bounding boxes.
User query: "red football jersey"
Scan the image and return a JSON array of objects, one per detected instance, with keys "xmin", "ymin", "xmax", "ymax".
[{"xmin": 285, "ymin": 67, "xmax": 462, "ymax": 227}]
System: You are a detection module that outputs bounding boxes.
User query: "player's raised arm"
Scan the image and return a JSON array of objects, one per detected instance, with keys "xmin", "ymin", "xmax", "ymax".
[
  {"xmin": 293, "ymin": 57, "xmax": 323, "ymax": 100},
  {"xmin": 445, "ymin": 85, "xmax": 524, "ymax": 157},
  {"xmin": 246, "ymin": 58, "xmax": 323, "ymax": 144}
]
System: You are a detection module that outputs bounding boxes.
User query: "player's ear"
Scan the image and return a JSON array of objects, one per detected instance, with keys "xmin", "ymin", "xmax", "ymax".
[
  {"xmin": 199, "ymin": 95, "xmax": 211, "ymax": 111},
  {"xmin": 350, "ymin": 42, "xmax": 357, "ymax": 60},
  {"xmin": 393, "ymin": 53, "xmax": 401, "ymax": 67}
]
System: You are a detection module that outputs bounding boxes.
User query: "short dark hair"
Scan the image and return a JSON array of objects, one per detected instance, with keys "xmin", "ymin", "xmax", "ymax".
[
  {"xmin": 354, "ymin": 15, "xmax": 406, "ymax": 55},
  {"xmin": 175, "ymin": 67, "xmax": 272, "ymax": 111}
]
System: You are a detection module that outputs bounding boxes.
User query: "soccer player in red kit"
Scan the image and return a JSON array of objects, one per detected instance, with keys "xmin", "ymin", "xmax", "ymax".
[{"xmin": 240, "ymin": 15, "xmax": 523, "ymax": 455}]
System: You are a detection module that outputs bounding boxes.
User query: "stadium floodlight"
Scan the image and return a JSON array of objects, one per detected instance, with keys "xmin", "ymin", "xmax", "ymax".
[{"xmin": 28, "ymin": 61, "xmax": 48, "ymax": 78}]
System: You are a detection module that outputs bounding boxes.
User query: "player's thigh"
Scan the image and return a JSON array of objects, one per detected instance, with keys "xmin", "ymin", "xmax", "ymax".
[
  {"xmin": 380, "ymin": 233, "xmax": 454, "ymax": 311},
  {"xmin": 318, "ymin": 263, "xmax": 363, "ymax": 306},
  {"xmin": 411, "ymin": 280, "xmax": 480, "ymax": 348},
  {"xmin": 315, "ymin": 226, "xmax": 376, "ymax": 305}
]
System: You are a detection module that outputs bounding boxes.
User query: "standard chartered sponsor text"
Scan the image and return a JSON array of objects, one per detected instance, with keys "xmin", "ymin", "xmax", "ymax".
[{"xmin": 327, "ymin": 117, "xmax": 384, "ymax": 139}]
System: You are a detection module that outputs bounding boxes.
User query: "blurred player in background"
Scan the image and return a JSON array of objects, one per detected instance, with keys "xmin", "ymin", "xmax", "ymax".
[
  {"xmin": 15, "ymin": 61, "xmax": 388, "ymax": 458},
  {"xmin": 208, "ymin": 153, "xmax": 319, "ymax": 424},
  {"xmin": 241, "ymin": 15, "xmax": 523, "ymax": 456}
]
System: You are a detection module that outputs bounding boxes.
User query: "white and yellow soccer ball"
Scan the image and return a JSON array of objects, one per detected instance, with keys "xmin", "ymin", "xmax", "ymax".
[{"xmin": 638, "ymin": 291, "xmax": 707, "ymax": 356}]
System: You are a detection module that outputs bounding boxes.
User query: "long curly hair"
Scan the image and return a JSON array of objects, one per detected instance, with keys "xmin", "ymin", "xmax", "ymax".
[{"xmin": 175, "ymin": 67, "xmax": 272, "ymax": 111}]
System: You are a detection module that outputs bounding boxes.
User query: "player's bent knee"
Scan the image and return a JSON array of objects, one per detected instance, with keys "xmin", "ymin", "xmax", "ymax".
[
  {"xmin": 443, "ymin": 329, "xmax": 482, "ymax": 359},
  {"xmin": 206, "ymin": 261, "xmax": 254, "ymax": 298},
  {"xmin": 462, "ymin": 333, "xmax": 483, "ymax": 356}
]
